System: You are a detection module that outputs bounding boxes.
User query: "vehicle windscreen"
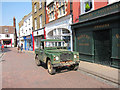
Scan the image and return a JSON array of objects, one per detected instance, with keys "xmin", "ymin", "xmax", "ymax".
[{"xmin": 45, "ymin": 41, "xmax": 65, "ymax": 47}]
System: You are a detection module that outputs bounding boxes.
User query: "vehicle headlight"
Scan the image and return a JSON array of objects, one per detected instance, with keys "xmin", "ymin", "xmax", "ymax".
[
  {"xmin": 74, "ymin": 55, "xmax": 77, "ymax": 58},
  {"xmin": 56, "ymin": 56, "xmax": 59, "ymax": 60}
]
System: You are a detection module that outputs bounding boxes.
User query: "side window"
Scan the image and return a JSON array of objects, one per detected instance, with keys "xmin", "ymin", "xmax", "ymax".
[
  {"xmin": 58, "ymin": 42, "xmax": 61, "ymax": 46},
  {"xmin": 55, "ymin": 42, "xmax": 57, "ymax": 46},
  {"xmin": 40, "ymin": 42, "xmax": 44, "ymax": 49}
]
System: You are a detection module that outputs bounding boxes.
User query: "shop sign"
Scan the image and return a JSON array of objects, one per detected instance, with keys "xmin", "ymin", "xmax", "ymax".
[
  {"xmin": 94, "ymin": 24, "xmax": 109, "ymax": 29},
  {"xmin": 77, "ymin": 34, "xmax": 90, "ymax": 46},
  {"xmin": 79, "ymin": 2, "xmax": 120, "ymax": 22}
]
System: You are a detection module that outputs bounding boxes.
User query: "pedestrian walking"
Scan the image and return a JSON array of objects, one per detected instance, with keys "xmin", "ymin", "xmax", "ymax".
[
  {"xmin": 20, "ymin": 43, "xmax": 23, "ymax": 53},
  {"xmin": 17, "ymin": 44, "xmax": 20, "ymax": 53},
  {"xmin": 1, "ymin": 44, "xmax": 4, "ymax": 53}
]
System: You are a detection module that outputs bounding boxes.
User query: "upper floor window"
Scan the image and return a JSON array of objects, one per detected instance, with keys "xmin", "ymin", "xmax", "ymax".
[
  {"xmin": 49, "ymin": 4, "xmax": 55, "ymax": 21},
  {"xmin": 80, "ymin": 0, "xmax": 93, "ymax": 14},
  {"xmin": 29, "ymin": 19, "xmax": 30, "ymax": 25},
  {"xmin": 29, "ymin": 28, "xmax": 31, "ymax": 34},
  {"xmin": 39, "ymin": 15, "xmax": 42, "ymax": 28},
  {"xmin": 34, "ymin": 3, "xmax": 37, "ymax": 13},
  {"xmin": 25, "ymin": 21, "xmax": 27, "ymax": 27},
  {"xmin": 58, "ymin": 1, "xmax": 66, "ymax": 17},
  {"xmin": 34, "ymin": 18, "xmax": 37, "ymax": 30},
  {"xmin": 39, "ymin": 0, "xmax": 42, "ymax": 9},
  {"xmin": 5, "ymin": 29, "xmax": 8, "ymax": 32}
]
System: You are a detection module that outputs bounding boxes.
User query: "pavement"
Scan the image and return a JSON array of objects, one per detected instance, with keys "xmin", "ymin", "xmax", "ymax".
[
  {"xmin": 2, "ymin": 48, "xmax": 115, "ymax": 88},
  {"xmin": 79, "ymin": 61, "xmax": 120, "ymax": 86}
]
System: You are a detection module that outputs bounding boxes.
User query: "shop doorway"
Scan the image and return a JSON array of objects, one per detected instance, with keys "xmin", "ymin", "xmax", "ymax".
[{"xmin": 94, "ymin": 30, "xmax": 111, "ymax": 66}]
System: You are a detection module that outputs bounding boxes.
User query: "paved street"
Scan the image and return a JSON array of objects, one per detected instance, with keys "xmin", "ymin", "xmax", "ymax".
[{"xmin": 2, "ymin": 48, "xmax": 115, "ymax": 88}]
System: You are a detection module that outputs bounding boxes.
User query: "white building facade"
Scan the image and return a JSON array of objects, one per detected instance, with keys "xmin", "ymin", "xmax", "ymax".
[
  {"xmin": 0, "ymin": 26, "xmax": 15, "ymax": 47},
  {"xmin": 19, "ymin": 12, "xmax": 33, "ymax": 51}
]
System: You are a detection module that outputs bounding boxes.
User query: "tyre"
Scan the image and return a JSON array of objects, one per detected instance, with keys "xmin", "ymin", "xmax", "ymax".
[
  {"xmin": 47, "ymin": 60, "xmax": 56, "ymax": 75},
  {"xmin": 69, "ymin": 64, "xmax": 79, "ymax": 71},
  {"xmin": 74, "ymin": 65, "xmax": 79, "ymax": 71},
  {"xmin": 35, "ymin": 55, "xmax": 41, "ymax": 66}
]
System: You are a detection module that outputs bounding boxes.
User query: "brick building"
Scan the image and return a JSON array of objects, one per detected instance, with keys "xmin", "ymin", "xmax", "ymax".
[
  {"xmin": 45, "ymin": 0, "xmax": 73, "ymax": 51},
  {"xmin": 32, "ymin": 0, "xmax": 46, "ymax": 50}
]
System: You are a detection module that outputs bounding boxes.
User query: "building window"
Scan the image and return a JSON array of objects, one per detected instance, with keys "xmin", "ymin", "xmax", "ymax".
[
  {"xmin": 29, "ymin": 19, "xmax": 30, "ymax": 25},
  {"xmin": 29, "ymin": 28, "xmax": 31, "ymax": 34},
  {"xmin": 5, "ymin": 29, "xmax": 8, "ymax": 32},
  {"xmin": 39, "ymin": 0, "xmax": 42, "ymax": 9},
  {"xmin": 5, "ymin": 34, "xmax": 10, "ymax": 37},
  {"xmin": 39, "ymin": 15, "xmax": 42, "ymax": 28},
  {"xmin": 34, "ymin": 3, "xmax": 37, "ymax": 13},
  {"xmin": 48, "ymin": 4, "xmax": 55, "ymax": 21},
  {"xmin": 80, "ymin": 0, "xmax": 93, "ymax": 14},
  {"xmin": 58, "ymin": 1, "xmax": 66, "ymax": 17},
  {"xmin": 34, "ymin": 18, "xmax": 37, "ymax": 30}
]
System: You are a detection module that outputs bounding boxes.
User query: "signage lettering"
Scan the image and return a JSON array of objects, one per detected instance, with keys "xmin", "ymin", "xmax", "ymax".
[
  {"xmin": 77, "ymin": 34, "xmax": 90, "ymax": 40},
  {"xmin": 80, "ymin": 2, "xmax": 120, "ymax": 22},
  {"xmin": 94, "ymin": 24, "xmax": 109, "ymax": 29},
  {"xmin": 79, "ymin": 43, "xmax": 89, "ymax": 46}
]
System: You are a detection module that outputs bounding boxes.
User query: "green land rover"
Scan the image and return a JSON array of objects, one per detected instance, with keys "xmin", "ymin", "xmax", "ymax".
[{"xmin": 35, "ymin": 39, "xmax": 80, "ymax": 75}]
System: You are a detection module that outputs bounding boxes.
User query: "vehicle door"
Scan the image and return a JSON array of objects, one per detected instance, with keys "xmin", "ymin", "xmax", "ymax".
[{"xmin": 39, "ymin": 42, "xmax": 44, "ymax": 61}]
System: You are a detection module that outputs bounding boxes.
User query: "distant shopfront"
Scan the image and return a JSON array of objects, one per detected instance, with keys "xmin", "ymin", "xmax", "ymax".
[
  {"xmin": 33, "ymin": 28, "xmax": 44, "ymax": 49},
  {"xmin": 23, "ymin": 35, "xmax": 33, "ymax": 51},
  {"xmin": 72, "ymin": 2, "xmax": 120, "ymax": 68}
]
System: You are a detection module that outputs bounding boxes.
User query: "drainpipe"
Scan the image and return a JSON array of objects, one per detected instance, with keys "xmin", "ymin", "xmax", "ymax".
[{"xmin": 32, "ymin": 31, "xmax": 35, "ymax": 51}]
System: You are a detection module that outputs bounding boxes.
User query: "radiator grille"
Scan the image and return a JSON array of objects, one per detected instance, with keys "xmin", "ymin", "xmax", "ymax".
[{"xmin": 60, "ymin": 53, "xmax": 73, "ymax": 61}]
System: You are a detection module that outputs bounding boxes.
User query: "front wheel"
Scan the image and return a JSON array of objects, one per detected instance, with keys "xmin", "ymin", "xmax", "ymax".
[
  {"xmin": 35, "ymin": 55, "xmax": 41, "ymax": 66},
  {"xmin": 47, "ymin": 60, "xmax": 56, "ymax": 75},
  {"xmin": 69, "ymin": 64, "xmax": 79, "ymax": 71}
]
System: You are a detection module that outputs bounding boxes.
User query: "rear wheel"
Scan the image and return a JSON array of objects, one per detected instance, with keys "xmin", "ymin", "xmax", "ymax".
[
  {"xmin": 35, "ymin": 55, "xmax": 41, "ymax": 66},
  {"xmin": 47, "ymin": 60, "xmax": 56, "ymax": 75}
]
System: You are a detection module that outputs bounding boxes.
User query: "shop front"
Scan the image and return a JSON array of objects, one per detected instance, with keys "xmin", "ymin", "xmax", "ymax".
[
  {"xmin": 23, "ymin": 35, "xmax": 33, "ymax": 51},
  {"xmin": 33, "ymin": 28, "xmax": 44, "ymax": 49},
  {"xmin": 1, "ymin": 39, "xmax": 12, "ymax": 48},
  {"xmin": 45, "ymin": 15, "xmax": 73, "ymax": 51},
  {"xmin": 72, "ymin": 2, "xmax": 120, "ymax": 68}
]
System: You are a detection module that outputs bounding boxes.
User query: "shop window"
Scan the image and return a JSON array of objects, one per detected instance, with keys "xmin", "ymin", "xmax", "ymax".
[
  {"xmin": 62, "ymin": 29, "xmax": 70, "ymax": 34},
  {"xmin": 80, "ymin": 0, "xmax": 94, "ymax": 14}
]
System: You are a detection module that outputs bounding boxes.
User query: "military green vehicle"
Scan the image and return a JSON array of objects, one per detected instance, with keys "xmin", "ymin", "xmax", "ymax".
[{"xmin": 35, "ymin": 39, "xmax": 80, "ymax": 75}]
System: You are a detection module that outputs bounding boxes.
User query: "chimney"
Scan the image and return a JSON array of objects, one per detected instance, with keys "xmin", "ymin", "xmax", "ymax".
[{"xmin": 13, "ymin": 16, "xmax": 16, "ymax": 27}]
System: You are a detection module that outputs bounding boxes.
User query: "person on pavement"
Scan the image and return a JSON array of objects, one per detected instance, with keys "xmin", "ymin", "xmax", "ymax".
[
  {"xmin": 18, "ymin": 44, "xmax": 20, "ymax": 53},
  {"xmin": 1, "ymin": 44, "xmax": 4, "ymax": 53},
  {"xmin": 20, "ymin": 43, "xmax": 23, "ymax": 53}
]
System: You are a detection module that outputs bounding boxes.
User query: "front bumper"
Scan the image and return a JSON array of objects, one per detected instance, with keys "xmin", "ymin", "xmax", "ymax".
[{"xmin": 52, "ymin": 61, "xmax": 80, "ymax": 67}]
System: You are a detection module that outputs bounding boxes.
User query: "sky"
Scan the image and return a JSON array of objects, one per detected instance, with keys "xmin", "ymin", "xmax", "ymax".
[{"xmin": 1, "ymin": 1, "xmax": 32, "ymax": 35}]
